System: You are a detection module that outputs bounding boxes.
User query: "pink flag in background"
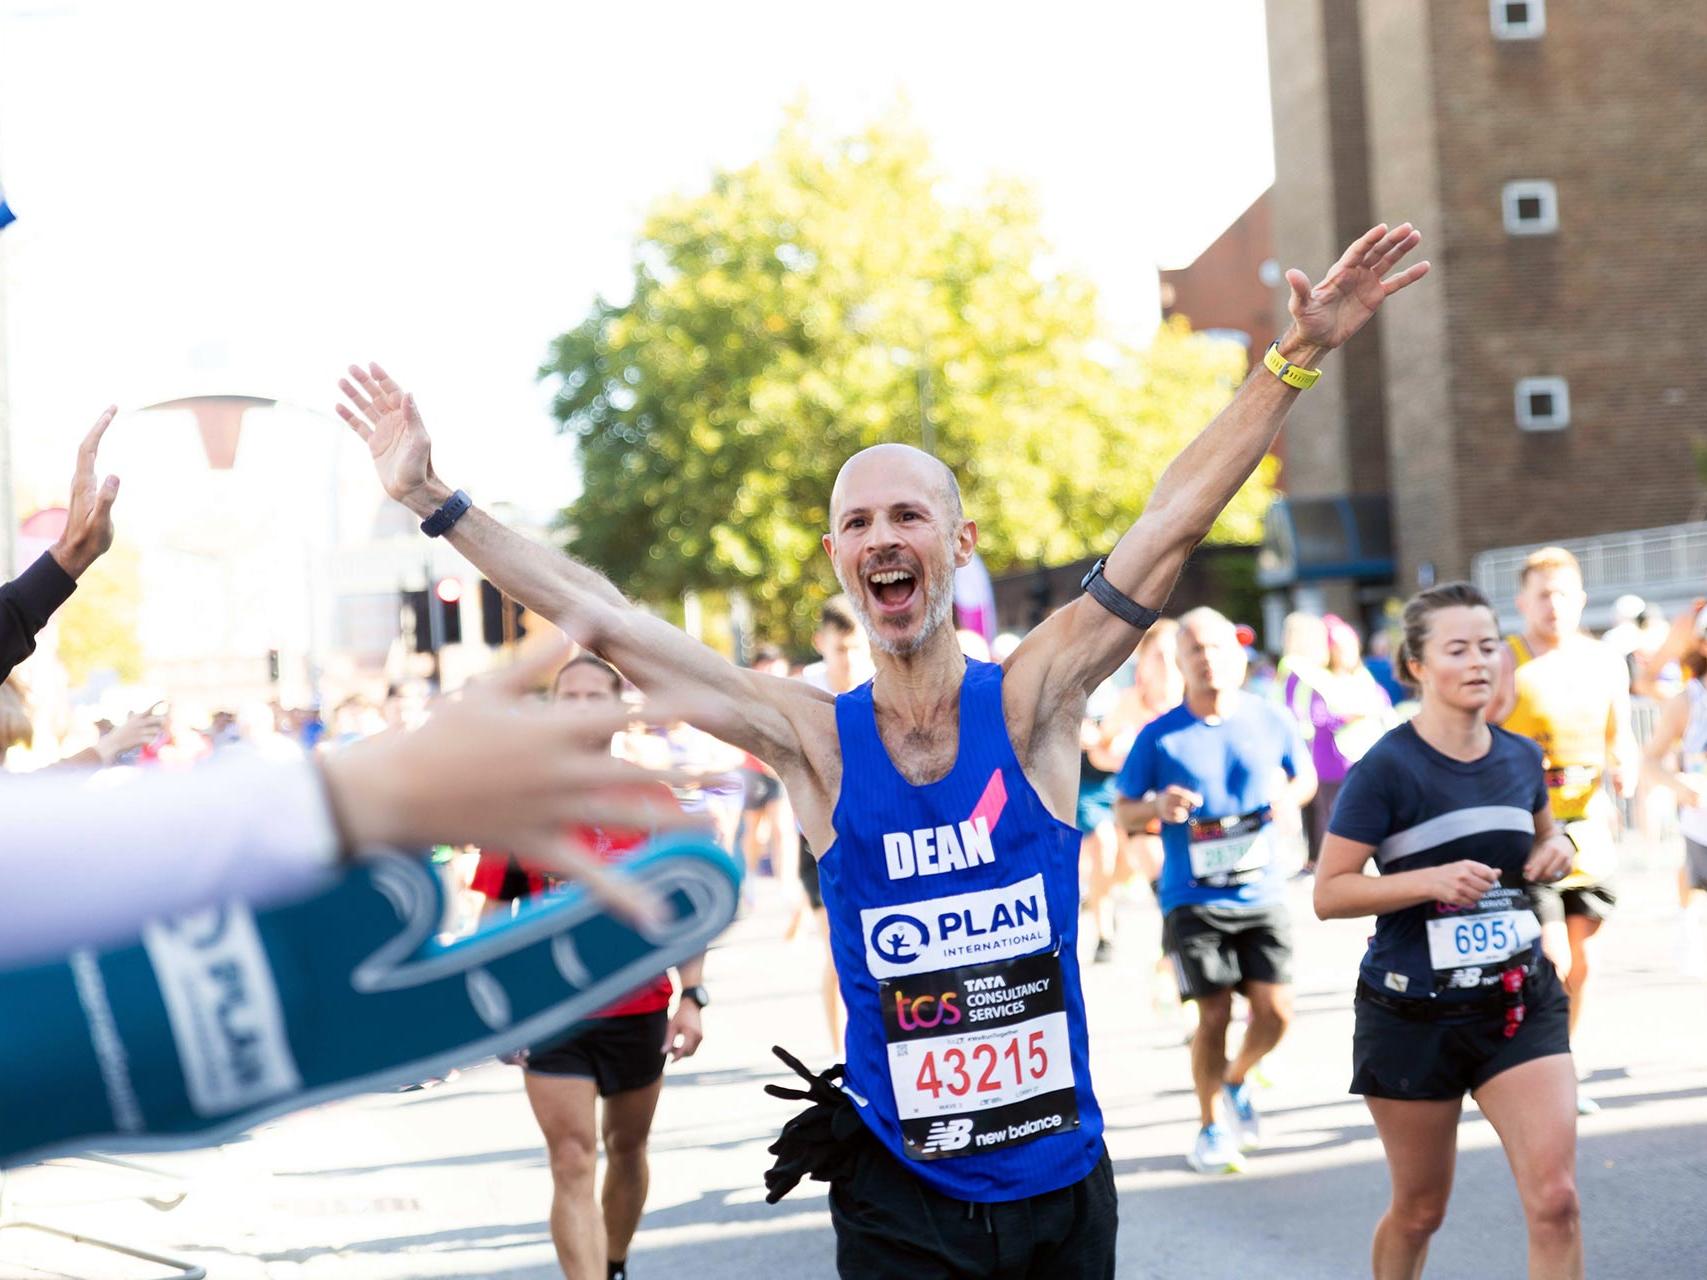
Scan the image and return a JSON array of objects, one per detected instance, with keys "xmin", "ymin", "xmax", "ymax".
[{"xmin": 954, "ymin": 552, "xmax": 996, "ymax": 644}]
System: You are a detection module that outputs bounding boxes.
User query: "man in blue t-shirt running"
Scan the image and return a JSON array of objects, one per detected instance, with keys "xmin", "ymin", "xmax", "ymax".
[{"xmin": 1116, "ymin": 608, "xmax": 1316, "ymax": 1175}]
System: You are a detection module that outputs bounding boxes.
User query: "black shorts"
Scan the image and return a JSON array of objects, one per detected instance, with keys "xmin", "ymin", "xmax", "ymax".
[
  {"xmin": 799, "ymin": 842, "xmax": 823, "ymax": 911},
  {"xmin": 1686, "ymin": 839, "xmax": 1707, "ymax": 893},
  {"xmin": 743, "ymin": 767, "xmax": 780, "ymax": 811},
  {"xmin": 1350, "ymin": 963, "xmax": 1571, "ymax": 1101},
  {"xmin": 1162, "ymin": 903, "xmax": 1293, "ymax": 1000},
  {"xmin": 525, "ymin": 1010, "xmax": 668, "ymax": 1096},
  {"xmin": 1528, "ymin": 879, "xmax": 1618, "ymax": 924},
  {"xmin": 830, "ymin": 1134, "xmax": 1116, "ymax": 1279}
]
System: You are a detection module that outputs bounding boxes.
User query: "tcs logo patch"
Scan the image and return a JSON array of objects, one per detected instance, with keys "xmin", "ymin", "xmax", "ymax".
[{"xmin": 893, "ymin": 989, "xmax": 961, "ymax": 1032}]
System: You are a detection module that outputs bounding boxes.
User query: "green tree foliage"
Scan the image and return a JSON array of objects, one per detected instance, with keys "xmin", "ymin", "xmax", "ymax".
[
  {"xmin": 542, "ymin": 111, "xmax": 1272, "ymax": 644},
  {"xmin": 56, "ymin": 540, "xmax": 144, "ymax": 686}
]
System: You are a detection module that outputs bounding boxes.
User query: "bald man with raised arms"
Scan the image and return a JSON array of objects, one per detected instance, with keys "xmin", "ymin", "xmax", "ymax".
[{"xmin": 336, "ymin": 221, "xmax": 1428, "ymax": 1278}]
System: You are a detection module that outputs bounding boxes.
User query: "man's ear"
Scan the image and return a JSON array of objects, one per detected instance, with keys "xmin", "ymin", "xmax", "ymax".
[{"xmin": 954, "ymin": 520, "xmax": 978, "ymax": 568}]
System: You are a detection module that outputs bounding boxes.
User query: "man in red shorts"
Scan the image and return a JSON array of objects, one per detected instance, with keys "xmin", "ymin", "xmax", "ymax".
[{"xmin": 474, "ymin": 653, "xmax": 708, "ymax": 1280}]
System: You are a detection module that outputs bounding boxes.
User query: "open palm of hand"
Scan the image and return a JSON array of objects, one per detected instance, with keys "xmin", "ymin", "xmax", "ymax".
[
  {"xmin": 1286, "ymin": 223, "xmax": 1429, "ymax": 352},
  {"xmin": 336, "ymin": 363, "xmax": 434, "ymax": 503}
]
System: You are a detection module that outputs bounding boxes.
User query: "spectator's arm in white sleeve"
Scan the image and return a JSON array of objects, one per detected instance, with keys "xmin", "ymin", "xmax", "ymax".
[
  {"xmin": 0, "ymin": 756, "xmax": 341, "ymax": 969},
  {"xmin": 0, "ymin": 644, "xmax": 716, "ymax": 971}
]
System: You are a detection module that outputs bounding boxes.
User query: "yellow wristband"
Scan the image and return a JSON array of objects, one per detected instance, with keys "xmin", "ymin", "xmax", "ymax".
[{"xmin": 1263, "ymin": 341, "xmax": 1322, "ymax": 390}]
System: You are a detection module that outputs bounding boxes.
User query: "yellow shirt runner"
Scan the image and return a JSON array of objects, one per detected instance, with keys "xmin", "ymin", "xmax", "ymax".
[{"xmin": 1501, "ymin": 634, "xmax": 1626, "ymax": 886}]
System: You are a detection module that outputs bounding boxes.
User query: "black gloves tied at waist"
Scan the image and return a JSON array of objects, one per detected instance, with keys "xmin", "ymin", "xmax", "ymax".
[{"xmin": 762, "ymin": 1045, "xmax": 866, "ymax": 1203}]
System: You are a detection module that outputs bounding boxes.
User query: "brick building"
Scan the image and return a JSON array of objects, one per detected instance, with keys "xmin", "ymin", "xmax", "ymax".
[
  {"xmin": 1159, "ymin": 191, "xmax": 1279, "ymax": 379},
  {"xmin": 1260, "ymin": 0, "xmax": 1707, "ymax": 629}
]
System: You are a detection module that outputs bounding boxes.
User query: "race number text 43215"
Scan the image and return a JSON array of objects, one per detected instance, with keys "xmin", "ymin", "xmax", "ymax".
[{"xmin": 880, "ymin": 949, "xmax": 1079, "ymax": 1161}]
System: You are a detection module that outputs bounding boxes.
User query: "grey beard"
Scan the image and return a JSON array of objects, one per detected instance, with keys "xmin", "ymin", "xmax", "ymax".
[{"xmin": 838, "ymin": 563, "xmax": 956, "ymax": 657}]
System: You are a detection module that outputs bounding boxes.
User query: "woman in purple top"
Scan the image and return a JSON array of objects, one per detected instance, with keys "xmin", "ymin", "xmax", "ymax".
[{"xmin": 1294, "ymin": 615, "xmax": 1395, "ymax": 864}]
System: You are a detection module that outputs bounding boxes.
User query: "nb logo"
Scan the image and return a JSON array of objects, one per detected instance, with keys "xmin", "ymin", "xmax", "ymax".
[
  {"xmin": 869, "ymin": 914, "xmax": 929, "ymax": 966},
  {"xmin": 920, "ymin": 1118, "xmax": 974, "ymax": 1154}
]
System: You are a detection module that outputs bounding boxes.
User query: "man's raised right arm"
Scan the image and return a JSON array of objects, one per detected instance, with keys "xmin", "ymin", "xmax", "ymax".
[{"xmin": 333, "ymin": 363, "xmax": 810, "ymax": 758}]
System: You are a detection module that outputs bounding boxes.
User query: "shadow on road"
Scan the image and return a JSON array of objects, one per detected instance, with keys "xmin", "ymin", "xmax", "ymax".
[
  {"xmin": 252, "ymin": 1219, "xmax": 550, "ymax": 1264},
  {"xmin": 1116, "ymin": 1117, "xmax": 1707, "ymax": 1280}
]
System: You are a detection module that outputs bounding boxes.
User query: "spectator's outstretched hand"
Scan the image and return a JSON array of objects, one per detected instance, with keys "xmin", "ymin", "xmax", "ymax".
[
  {"xmin": 320, "ymin": 643, "xmax": 709, "ymax": 927},
  {"xmin": 49, "ymin": 407, "xmax": 120, "ymax": 579},
  {"xmin": 1285, "ymin": 223, "xmax": 1430, "ymax": 354},
  {"xmin": 336, "ymin": 362, "xmax": 438, "ymax": 509},
  {"xmin": 95, "ymin": 709, "xmax": 166, "ymax": 765}
]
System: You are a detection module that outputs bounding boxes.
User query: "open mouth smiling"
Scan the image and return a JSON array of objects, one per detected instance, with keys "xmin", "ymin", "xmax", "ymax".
[{"xmin": 866, "ymin": 566, "xmax": 920, "ymax": 617}]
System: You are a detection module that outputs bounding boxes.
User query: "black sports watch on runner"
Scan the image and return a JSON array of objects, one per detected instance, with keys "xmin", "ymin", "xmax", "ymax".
[
  {"xmin": 682, "ymin": 985, "xmax": 711, "ymax": 1009},
  {"xmin": 1079, "ymin": 556, "xmax": 1162, "ymax": 631}
]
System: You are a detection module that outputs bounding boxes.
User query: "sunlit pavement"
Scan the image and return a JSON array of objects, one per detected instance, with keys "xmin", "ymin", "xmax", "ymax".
[{"xmin": 4, "ymin": 843, "xmax": 1704, "ymax": 1279}]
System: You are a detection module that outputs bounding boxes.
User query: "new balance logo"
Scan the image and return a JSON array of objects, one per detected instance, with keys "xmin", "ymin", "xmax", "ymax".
[{"xmin": 919, "ymin": 1118, "xmax": 974, "ymax": 1154}]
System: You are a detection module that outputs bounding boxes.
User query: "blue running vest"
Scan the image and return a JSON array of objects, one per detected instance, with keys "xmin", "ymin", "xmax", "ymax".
[{"xmin": 819, "ymin": 658, "xmax": 1103, "ymax": 1202}]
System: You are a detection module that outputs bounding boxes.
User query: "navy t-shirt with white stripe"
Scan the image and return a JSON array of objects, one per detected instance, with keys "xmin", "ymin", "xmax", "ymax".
[{"xmin": 1328, "ymin": 723, "xmax": 1549, "ymax": 1002}]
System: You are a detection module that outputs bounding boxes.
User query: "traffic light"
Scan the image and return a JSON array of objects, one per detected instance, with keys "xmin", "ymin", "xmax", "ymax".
[
  {"xmin": 434, "ymin": 579, "xmax": 463, "ymax": 646},
  {"xmin": 401, "ymin": 589, "xmax": 430, "ymax": 653},
  {"xmin": 402, "ymin": 581, "xmax": 465, "ymax": 653},
  {"xmin": 479, "ymin": 579, "xmax": 527, "ymax": 647}
]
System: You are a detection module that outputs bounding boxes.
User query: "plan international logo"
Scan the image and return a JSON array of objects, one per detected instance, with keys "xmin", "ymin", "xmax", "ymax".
[{"xmin": 862, "ymin": 874, "xmax": 1051, "ymax": 979}]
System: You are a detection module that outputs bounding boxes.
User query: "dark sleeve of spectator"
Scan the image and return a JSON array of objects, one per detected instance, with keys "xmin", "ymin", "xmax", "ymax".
[{"xmin": 0, "ymin": 552, "xmax": 78, "ymax": 684}]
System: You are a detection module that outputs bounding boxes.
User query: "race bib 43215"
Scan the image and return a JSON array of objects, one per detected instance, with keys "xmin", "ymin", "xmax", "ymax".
[{"xmin": 880, "ymin": 949, "xmax": 1078, "ymax": 1161}]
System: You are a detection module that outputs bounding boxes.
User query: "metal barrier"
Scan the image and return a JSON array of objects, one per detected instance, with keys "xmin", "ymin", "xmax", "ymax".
[{"xmin": 1473, "ymin": 521, "xmax": 1707, "ymax": 629}]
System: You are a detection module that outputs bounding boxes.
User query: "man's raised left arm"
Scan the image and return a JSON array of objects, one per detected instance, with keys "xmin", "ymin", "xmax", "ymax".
[{"xmin": 1022, "ymin": 223, "xmax": 1429, "ymax": 696}]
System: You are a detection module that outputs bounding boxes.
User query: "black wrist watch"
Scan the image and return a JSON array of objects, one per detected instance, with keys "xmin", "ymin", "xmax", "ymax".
[
  {"xmin": 420, "ymin": 488, "xmax": 472, "ymax": 538},
  {"xmin": 681, "ymin": 985, "xmax": 710, "ymax": 1009}
]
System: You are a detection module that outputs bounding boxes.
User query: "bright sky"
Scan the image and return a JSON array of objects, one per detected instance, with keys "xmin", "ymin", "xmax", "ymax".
[{"xmin": 0, "ymin": 0, "xmax": 1273, "ymax": 518}]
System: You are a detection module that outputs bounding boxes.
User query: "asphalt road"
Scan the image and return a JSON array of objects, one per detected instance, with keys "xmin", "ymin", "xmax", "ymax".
[{"xmin": 4, "ymin": 847, "xmax": 1704, "ymax": 1279}]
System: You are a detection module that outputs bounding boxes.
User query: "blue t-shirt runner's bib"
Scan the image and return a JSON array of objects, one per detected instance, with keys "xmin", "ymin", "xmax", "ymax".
[
  {"xmin": 1116, "ymin": 692, "xmax": 1306, "ymax": 913},
  {"xmin": 818, "ymin": 659, "xmax": 1102, "ymax": 1203}
]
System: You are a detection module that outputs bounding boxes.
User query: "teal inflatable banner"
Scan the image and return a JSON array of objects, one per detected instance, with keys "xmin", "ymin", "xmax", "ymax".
[{"xmin": 1, "ymin": 835, "xmax": 740, "ymax": 1168}]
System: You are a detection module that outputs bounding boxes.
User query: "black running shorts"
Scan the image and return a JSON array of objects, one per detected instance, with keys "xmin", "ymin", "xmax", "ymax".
[
  {"xmin": 525, "ymin": 1010, "xmax": 668, "ymax": 1096},
  {"xmin": 1685, "ymin": 839, "xmax": 1707, "ymax": 894},
  {"xmin": 1350, "ymin": 962, "xmax": 1571, "ymax": 1101},
  {"xmin": 798, "ymin": 843, "xmax": 824, "ymax": 910},
  {"xmin": 1528, "ymin": 879, "xmax": 1618, "ymax": 924},
  {"xmin": 1162, "ymin": 902, "xmax": 1293, "ymax": 1000},
  {"xmin": 830, "ymin": 1132, "xmax": 1116, "ymax": 1279}
]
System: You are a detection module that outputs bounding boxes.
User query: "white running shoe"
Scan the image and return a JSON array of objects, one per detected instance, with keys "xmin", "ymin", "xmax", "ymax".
[
  {"xmin": 1187, "ymin": 1123, "xmax": 1245, "ymax": 1174},
  {"xmin": 1576, "ymin": 1089, "xmax": 1601, "ymax": 1117},
  {"xmin": 1222, "ymin": 1081, "xmax": 1261, "ymax": 1152}
]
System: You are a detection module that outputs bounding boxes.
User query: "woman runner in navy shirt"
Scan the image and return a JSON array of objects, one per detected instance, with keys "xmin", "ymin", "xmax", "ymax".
[{"xmin": 1315, "ymin": 583, "xmax": 1582, "ymax": 1280}]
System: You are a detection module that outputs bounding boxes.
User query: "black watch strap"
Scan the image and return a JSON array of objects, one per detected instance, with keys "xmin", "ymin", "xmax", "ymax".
[
  {"xmin": 682, "ymin": 985, "xmax": 710, "ymax": 1008},
  {"xmin": 1080, "ymin": 557, "xmax": 1162, "ymax": 631},
  {"xmin": 420, "ymin": 489, "xmax": 472, "ymax": 538}
]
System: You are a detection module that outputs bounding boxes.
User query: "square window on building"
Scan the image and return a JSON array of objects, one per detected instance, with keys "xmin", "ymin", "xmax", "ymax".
[
  {"xmin": 1502, "ymin": 180, "xmax": 1558, "ymax": 235},
  {"xmin": 1491, "ymin": 0, "xmax": 1545, "ymax": 39},
  {"xmin": 1515, "ymin": 376, "xmax": 1570, "ymax": 431}
]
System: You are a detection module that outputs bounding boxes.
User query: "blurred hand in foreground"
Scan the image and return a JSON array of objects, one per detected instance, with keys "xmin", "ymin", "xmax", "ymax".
[{"xmin": 320, "ymin": 645, "xmax": 709, "ymax": 927}]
